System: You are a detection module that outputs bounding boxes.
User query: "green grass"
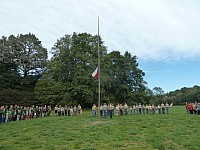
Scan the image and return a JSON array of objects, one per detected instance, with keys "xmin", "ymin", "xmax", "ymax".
[{"xmin": 0, "ymin": 106, "xmax": 200, "ymax": 150}]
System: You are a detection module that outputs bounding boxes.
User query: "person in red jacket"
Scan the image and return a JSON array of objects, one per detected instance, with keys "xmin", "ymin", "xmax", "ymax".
[{"xmin": 188, "ymin": 103, "xmax": 193, "ymax": 114}]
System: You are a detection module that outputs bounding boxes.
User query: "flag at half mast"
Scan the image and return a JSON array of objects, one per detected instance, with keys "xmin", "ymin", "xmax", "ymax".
[{"xmin": 92, "ymin": 67, "xmax": 99, "ymax": 78}]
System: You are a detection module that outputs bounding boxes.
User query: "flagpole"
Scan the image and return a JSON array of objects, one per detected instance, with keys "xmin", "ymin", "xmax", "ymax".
[{"xmin": 97, "ymin": 17, "xmax": 100, "ymax": 121}]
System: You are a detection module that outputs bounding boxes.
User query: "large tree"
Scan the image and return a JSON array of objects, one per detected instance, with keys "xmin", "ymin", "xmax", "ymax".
[
  {"xmin": 35, "ymin": 33, "xmax": 107, "ymax": 107},
  {"xmin": 0, "ymin": 33, "xmax": 48, "ymax": 77},
  {"xmin": 0, "ymin": 33, "xmax": 48, "ymax": 105},
  {"xmin": 35, "ymin": 32, "xmax": 147, "ymax": 106},
  {"xmin": 105, "ymin": 51, "xmax": 146, "ymax": 104}
]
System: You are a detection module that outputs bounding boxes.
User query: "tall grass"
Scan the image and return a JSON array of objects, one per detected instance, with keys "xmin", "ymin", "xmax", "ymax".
[{"xmin": 0, "ymin": 106, "xmax": 199, "ymax": 150}]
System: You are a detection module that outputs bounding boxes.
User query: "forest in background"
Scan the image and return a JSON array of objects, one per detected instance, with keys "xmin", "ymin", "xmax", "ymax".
[{"xmin": 0, "ymin": 33, "xmax": 199, "ymax": 107}]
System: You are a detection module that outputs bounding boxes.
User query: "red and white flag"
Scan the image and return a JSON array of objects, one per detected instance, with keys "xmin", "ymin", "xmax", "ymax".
[{"xmin": 92, "ymin": 67, "xmax": 99, "ymax": 78}]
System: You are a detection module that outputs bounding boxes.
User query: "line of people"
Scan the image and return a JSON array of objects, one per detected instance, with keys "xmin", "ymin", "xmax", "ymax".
[
  {"xmin": 186, "ymin": 102, "xmax": 200, "ymax": 114},
  {"xmin": 92, "ymin": 102, "xmax": 171, "ymax": 118},
  {"xmin": 54, "ymin": 104, "xmax": 82, "ymax": 116},
  {"xmin": 0, "ymin": 104, "xmax": 51, "ymax": 124}
]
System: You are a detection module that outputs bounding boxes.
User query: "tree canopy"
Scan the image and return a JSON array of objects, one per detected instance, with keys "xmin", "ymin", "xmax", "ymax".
[
  {"xmin": 34, "ymin": 32, "xmax": 146, "ymax": 107},
  {"xmin": 0, "ymin": 33, "xmax": 48, "ymax": 105},
  {"xmin": 2, "ymin": 32, "xmax": 198, "ymax": 107}
]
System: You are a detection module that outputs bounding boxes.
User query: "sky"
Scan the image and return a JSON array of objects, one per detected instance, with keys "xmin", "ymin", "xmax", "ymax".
[{"xmin": 1, "ymin": 0, "xmax": 200, "ymax": 93}]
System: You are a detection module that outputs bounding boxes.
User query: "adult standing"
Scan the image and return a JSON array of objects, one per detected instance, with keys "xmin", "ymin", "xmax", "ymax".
[
  {"xmin": 124, "ymin": 103, "xmax": 128, "ymax": 115},
  {"xmin": 77, "ymin": 104, "xmax": 81, "ymax": 116},
  {"xmin": 92, "ymin": 104, "xmax": 96, "ymax": 116},
  {"xmin": 55, "ymin": 105, "xmax": 58, "ymax": 114},
  {"xmin": 100, "ymin": 104, "xmax": 103, "ymax": 116},
  {"xmin": 103, "ymin": 103, "xmax": 107, "ymax": 118},
  {"xmin": 138, "ymin": 103, "xmax": 142, "ymax": 114},
  {"xmin": 165, "ymin": 102, "xmax": 169, "ymax": 114},
  {"xmin": 161, "ymin": 102, "xmax": 165, "ymax": 114}
]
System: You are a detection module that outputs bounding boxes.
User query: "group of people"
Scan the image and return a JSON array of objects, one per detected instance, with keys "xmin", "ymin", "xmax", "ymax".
[
  {"xmin": 0, "ymin": 104, "xmax": 51, "ymax": 124},
  {"xmin": 92, "ymin": 102, "xmax": 171, "ymax": 118},
  {"xmin": 54, "ymin": 104, "xmax": 82, "ymax": 116},
  {"xmin": 186, "ymin": 102, "xmax": 200, "ymax": 114},
  {"xmin": 0, "ymin": 102, "xmax": 173, "ymax": 124}
]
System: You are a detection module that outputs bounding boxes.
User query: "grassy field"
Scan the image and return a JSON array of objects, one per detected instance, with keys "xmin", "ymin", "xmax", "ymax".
[{"xmin": 0, "ymin": 106, "xmax": 200, "ymax": 150}]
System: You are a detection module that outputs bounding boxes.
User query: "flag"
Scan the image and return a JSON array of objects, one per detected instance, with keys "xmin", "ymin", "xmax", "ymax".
[{"xmin": 92, "ymin": 67, "xmax": 99, "ymax": 78}]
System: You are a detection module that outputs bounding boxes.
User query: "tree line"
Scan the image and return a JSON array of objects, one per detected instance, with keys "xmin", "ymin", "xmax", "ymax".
[{"xmin": 0, "ymin": 32, "xmax": 199, "ymax": 107}]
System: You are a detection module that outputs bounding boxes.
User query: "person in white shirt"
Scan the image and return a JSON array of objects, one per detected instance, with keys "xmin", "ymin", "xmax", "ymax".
[{"xmin": 92, "ymin": 104, "xmax": 96, "ymax": 116}]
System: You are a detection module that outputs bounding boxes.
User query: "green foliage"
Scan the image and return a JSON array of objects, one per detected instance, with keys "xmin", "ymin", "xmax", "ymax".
[
  {"xmin": 0, "ymin": 33, "xmax": 48, "ymax": 77},
  {"xmin": 166, "ymin": 85, "xmax": 200, "ymax": 104},
  {"xmin": 0, "ymin": 33, "xmax": 48, "ymax": 105},
  {"xmin": 0, "ymin": 89, "xmax": 36, "ymax": 106},
  {"xmin": 35, "ymin": 33, "xmax": 146, "ymax": 106}
]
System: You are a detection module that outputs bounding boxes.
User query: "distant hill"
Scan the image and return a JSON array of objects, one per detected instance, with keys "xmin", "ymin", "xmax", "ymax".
[{"xmin": 165, "ymin": 85, "xmax": 200, "ymax": 105}]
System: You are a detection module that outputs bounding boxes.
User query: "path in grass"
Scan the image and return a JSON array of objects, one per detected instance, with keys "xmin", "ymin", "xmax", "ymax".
[{"xmin": 0, "ymin": 106, "xmax": 200, "ymax": 150}]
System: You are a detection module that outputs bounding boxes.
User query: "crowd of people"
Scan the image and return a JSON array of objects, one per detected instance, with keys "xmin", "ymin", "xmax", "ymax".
[
  {"xmin": 0, "ymin": 102, "xmax": 173, "ymax": 124},
  {"xmin": 54, "ymin": 104, "xmax": 82, "ymax": 116},
  {"xmin": 185, "ymin": 102, "xmax": 200, "ymax": 114},
  {"xmin": 92, "ymin": 102, "xmax": 171, "ymax": 118},
  {"xmin": 0, "ymin": 104, "xmax": 51, "ymax": 124}
]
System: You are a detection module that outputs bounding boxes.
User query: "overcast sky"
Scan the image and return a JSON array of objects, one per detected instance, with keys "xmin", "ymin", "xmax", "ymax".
[{"xmin": 1, "ymin": 0, "xmax": 200, "ymax": 92}]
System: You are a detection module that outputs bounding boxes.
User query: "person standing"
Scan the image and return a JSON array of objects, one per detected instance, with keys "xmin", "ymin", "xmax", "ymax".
[
  {"xmin": 64, "ymin": 105, "xmax": 68, "ymax": 116},
  {"xmin": 119, "ymin": 104, "xmax": 123, "ymax": 115},
  {"xmin": 0, "ymin": 107, "xmax": 3, "ymax": 124},
  {"xmin": 73, "ymin": 105, "xmax": 77, "ymax": 116},
  {"xmin": 109, "ymin": 103, "xmax": 113, "ymax": 118},
  {"xmin": 158, "ymin": 104, "xmax": 161, "ymax": 114},
  {"xmin": 161, "ymin": 102, "xmax": 165, "ymax": 114},
  {"xmin": 185, "ymin": 102, "xmax": 189, "ymax": 113},
  {"xmin": 57, "ymin": 106, "xmax": 61, "ymax": 116},
  {"xmin": 61, "ymin": 106, "xmax": 65, "ymax": 116},
  {"xmin": 165, "ymin": 102, "xmax": 169, "ymax": 114},
  {"xmin": 92, "ymin": 104, "xmax": 96, "ymax": 116},
  {"xmin": 130, "ymin": 106, "xmax": 133, "ymax": 115},
  {"xmin": 133, "ymin": 105, "xmax": 136, "ymax": 114},
  {"xmin": 67, "ymin": 106, "xmax": 71, "ymax": 116},
  {"xmin": 54, "ymin": 105, "xmax": 58, "ymax": 114},
  {"xmin": 145, "ymin": 104, "xmax": 149, "ymax": 114},
  {"xmin": 100, "ymin": 104, "xmax": 103, "ymax": 116},
  {"xmin": 124, "ymin": 103, "xmax": 128, "ymax": 115},
  {"xmin": 103, "ymin": 103, "xmax": 107, "ymax": 118},
  {"xmin": 77, "ymin": 104, "xmax": 81, "ymax": 116},
  {"xmin": 138, "ymin": 103, "xmax": 142, "ymax": 114},
  {"xmin": 115, "ymin": 104, "xmax": 119, "ymax": 116},
  {"xmin": 188, "ymin": 103, "xmax": 193, "ymax": 114},
  {"xmin": 142, "ymin": 104, "xmax": 145, "ymax": 114},
  {"xmin": 70, "ymin": 106, "xmax": 73, "ymax": 116}
]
